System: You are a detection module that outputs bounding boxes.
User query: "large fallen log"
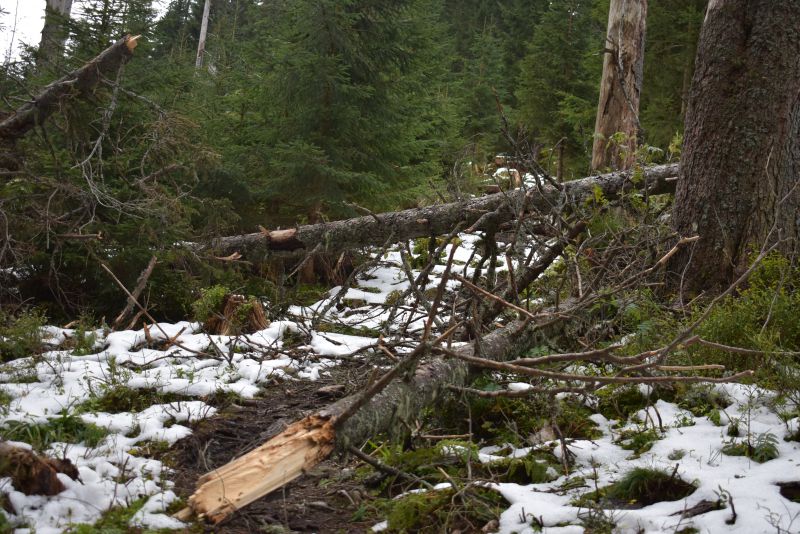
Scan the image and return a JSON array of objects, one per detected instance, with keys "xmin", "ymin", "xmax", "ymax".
[
  {"xmin": 207, "ymin": 163, "xmax": 678, "ymax": 259},
  {"xmin": 0, "ymin": 35, "xmax": 139, "ymax": 142},
  {"xmin": 175, "ymin": 317, "xmax": 546, "ymax": 523}
]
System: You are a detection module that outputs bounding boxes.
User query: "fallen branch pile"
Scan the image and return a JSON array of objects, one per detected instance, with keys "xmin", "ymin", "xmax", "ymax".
[{"xmin": 176, "ymin": 196, "xmax": 762, "ymax": 524}]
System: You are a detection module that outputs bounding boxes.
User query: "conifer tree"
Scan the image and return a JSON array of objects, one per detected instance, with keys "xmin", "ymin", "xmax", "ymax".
[
  {"xmin": 259, "ymin": 0, "xmax": 454, "ymax": 222},
  {"xmin": 516, "ymin": 0, "xmax": 603, "ymax": 179}
]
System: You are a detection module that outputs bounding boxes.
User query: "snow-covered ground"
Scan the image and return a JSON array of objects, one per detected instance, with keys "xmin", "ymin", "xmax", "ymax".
[
  {"xmin": 490, "ymin": 384, "xmax": 800, "ymax": 534},
  {"xmin": 1, "ymin": 234, "xmax": 798, "ymax": 533},
  {"xmin": 0, "ymin": 238, "xmax": 484, "ymax": 532}
]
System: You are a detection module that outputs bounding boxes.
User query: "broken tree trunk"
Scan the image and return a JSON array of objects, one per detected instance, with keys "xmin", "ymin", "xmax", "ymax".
[
  {"xmin": 591, "ymin": 0, "xmax": 647, "ymax": 171},
  {"xmin": 195, "ymin": 0, "xmax": 212, "ymax": 69},
  {"xmin": 207, "ymin": 163, "xmax": 676, "ymax": 260},
  {"xmin": 203, "ymin": 294, "xmax": 270, "ymax": 336},
  {"xmin": 0, "ymin": 35, "xmax": 139, "ymax": 143},
  {"xmin": 175, "ymin": 317, "xmax": 548, "ymax": 523}
]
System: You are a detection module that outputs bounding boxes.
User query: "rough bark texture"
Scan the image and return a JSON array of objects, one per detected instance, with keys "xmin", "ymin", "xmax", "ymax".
[
  {"xmin": 670, "ymin": 0, "xmax": 800, "ymax": 293},
  {"xmin": 0, "ymin": 35, "xmax": 139, "ymax": 143},
  {"xmin": 591, "ymin": 0, "xmax": 647, "ymax": 171},
  {"xmin": 38, "ymin": 0, "xmax": 74, "ymax": 66},
  {"xmin": 325, "ymin": 318, "xmax": 545, "ymax": 449},
  {"xmin": 208, "ymin": 164, "xmax": 677, "ymax": 260}
]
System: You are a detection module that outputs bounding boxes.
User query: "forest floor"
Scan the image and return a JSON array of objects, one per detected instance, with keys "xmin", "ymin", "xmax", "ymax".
[{"xmin": 1, "ymin": 235, "xmax": 799, "ymax": 533}]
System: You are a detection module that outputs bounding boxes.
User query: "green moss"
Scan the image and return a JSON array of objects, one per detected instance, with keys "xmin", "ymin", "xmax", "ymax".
[
  {"xmin": 488, "ymin": 451, "xmax": 561, "ymax": 484},
  {"xmin": 677, "ymin": 385, "xmax": 732, "ymax": 418},
  {"xmin": 1, "ymin": 412, "xmax": 108, "ymax": 451},
  {"xmin": 410, "ymin": 236, "xmax": 462, "ymax": 269},
  {"xmin": 191, "ymin": 284, "xmax": 229, "ymax": 323},
  {"xmin": 62, "ymin": 314, "xmax": 103, "ymax": 356},
  {"xmin": 385, "ymin": 290, "xmax": 405, "ymax": 307},
  {"xmin": 686, "ymin": 253, "xmax": 800, "ymax": 401},
  {"xmin": 385, "ymin": 487, "xmax": 504, "ymax": 533},
  {"xmin": 615, "ymin": 427, "xmax": 662, "ymax": 457},
  {"xmin": 78, "ymin": 387, "xmax": 191, "ymax": 414},
  {"xmin": 576, "ymin": 468, "xmax": 696, "ymax": 508},
  {"xmin": 596, "ymin": 385, "xmax": 652, "ymax": 421},
  {"xmin": 292, "ymin": 283, "xmax": 330, "ymax": 306},
  {"xmin": 458, "ymin": 376, "xmax": 601, "ymax": 445},
  {"xmin": 69, "ymin": 495, "xmax": 196, "ymax": 533}
]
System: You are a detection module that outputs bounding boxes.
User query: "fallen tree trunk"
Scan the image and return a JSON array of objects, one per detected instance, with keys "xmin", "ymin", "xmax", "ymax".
[
  {"xmin": 0, "ymin": 35, "xmax": 139, "ymax": 142},
  {"xmin": 175, "ymin": 317, "xmax": 547, "ymax": 523},
  {"xmin": 207, "ymin": 163, "xmax": 677, "ymax": 260}
]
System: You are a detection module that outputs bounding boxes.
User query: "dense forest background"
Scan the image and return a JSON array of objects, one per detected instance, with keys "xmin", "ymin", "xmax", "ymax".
[{"xmin": 0, "ymin": 0, "xmax": 704, "ymax": 320}]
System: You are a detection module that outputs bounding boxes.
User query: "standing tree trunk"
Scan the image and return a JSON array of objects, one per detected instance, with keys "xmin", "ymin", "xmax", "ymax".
[
  {"xmin": 38, "ymin": 0, "xmax": 73, "ymax": 67},
  {"xmin": 670, "ymin": 0, "xmax": 800, "ymax": 294},
  {"xmin": 195, "ymin": 0, "xmax": 212, "ymax": 69},
  {"xmin": 591, "ymin": 0, "xmax": 647, "ymax": 171}
]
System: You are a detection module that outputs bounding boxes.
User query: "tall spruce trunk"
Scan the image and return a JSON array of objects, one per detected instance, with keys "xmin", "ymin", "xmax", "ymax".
[
  {"xmin": 591, "ymin": 0, "xmax": 647, "ymax": 171},
  {"xmin": 38, "ymin": 0, "xmax": 73, "ymax": 67},
  {"xmin": 670, "ymin": 0, "xmax": 800, "ymax": 294}
]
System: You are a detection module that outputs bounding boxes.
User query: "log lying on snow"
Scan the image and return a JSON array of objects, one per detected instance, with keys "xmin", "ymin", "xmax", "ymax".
[
  {"xmin": 0, "ymin": 35, "xmax": 140, "ymax": 142},
  {"xmin": 208, "ymin": 163, "xmax": 678, "ymax": 259},
  {"xmin": 175, "ymin": 318, "xmax": 544, "ymax": 523}
]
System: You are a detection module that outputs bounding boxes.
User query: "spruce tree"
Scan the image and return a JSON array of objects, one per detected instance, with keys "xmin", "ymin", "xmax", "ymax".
[
  {"xmin": 258, "ymin": 0, "xmax": 454, "ymax": 222},
  {"xmin": 515, "ymin": 0, "xmax": 603, "ymax": 178}
]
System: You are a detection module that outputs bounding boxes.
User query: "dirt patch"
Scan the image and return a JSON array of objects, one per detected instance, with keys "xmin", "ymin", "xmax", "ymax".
[
  {"xmin": 168, "ymin": 360, "xmax": 380, "ymax": 533},
  {"xmin": 778, "ymin": 481, "xmax": 800, "ymax": 503}
]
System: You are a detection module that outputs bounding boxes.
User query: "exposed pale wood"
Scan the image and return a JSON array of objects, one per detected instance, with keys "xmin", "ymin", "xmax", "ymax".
[
  {"xmin": 207, "ymin": 164, "xmax": 677, "ymax": 260},
  {"xmin": 591, "ymin": 0, "xmax": 647, "ymax": 170},
  {"xmin": 176, "ymin": 415, "xmax": 335, "ymax": 523},
  {"xmin": 203, "ymin": 294, "xmax": 269, "ymax": 335},
  {"xmin": 112, "ymin": 255, "xmax": 157, "ymax": 331},
  {"xmin": 177, "ymin": 315, "xmax": 553, "ymax": 523},
  {"xmin": 195, "ymin": 0, "xmax": 212, "ymax": 69}
]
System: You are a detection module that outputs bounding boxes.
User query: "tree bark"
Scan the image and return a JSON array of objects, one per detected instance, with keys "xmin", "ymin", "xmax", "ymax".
[
  {"xmin": 195, "ymin": 0, "xmax": 212, "ymax": 69},
  {"xmin": 670, "ymin": 0, "xmax": 800, "ymax": 294},
  {"xmin": 0, "ymin": 35, "xmax": 139, "ymax": 143},
  {"xmin": 207, "ymin": 163, "xmax": 677, "ymax": 260},
  {"xmin": 591, "ymin": 0, "xmax": 647, "ymax": 171},
  {"xmin": 38, "ymin": 0, "xmax": 74, "ymax": 67},
  {"xmin": 176, "ymin": 317, "xmax": 549, "ymax": 523}
]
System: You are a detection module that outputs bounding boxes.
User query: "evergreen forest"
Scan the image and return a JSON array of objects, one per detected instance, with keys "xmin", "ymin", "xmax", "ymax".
[{"xmin": 1, "ymin": 2, "xmax": 800, "ymax": 533}]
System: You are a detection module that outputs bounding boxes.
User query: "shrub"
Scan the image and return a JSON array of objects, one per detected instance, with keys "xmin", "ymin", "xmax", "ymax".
[
  {"xmin": 0, "ymin": 309, "xmax": 46, "ymax": 361},
  {"xmin": 191, "ymin": 284, "xmax": 230, "ymax": 323},
  {"xmin": 691, "ymin": 253, "xmax": 800, "ymax": 399},
  {"xmin": 721, "ymin": 432, "xmax": 779, "ymax": 463}
]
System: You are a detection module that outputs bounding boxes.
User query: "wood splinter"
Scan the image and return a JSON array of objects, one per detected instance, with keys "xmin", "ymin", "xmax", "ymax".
[{"xmin": 174, "ymin": 415, "xmax": 336, "ymax": 524}]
